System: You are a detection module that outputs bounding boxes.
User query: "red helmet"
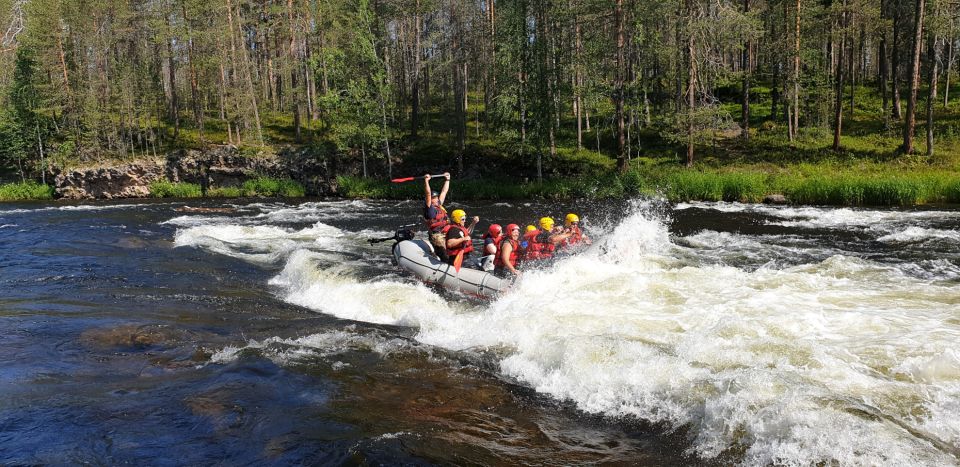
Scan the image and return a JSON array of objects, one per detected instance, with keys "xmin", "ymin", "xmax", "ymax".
[
  {"xmin": 505, "ymin": 224, "xmax": 520, "ymax": 234},
  {"xmin": 488, "ymin": 224, "xmax": 503, "ymax": 237}
]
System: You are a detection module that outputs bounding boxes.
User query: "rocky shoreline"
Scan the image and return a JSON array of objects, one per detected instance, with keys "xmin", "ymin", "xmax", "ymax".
[{"xmin": 52, "ymin": 146, "xmax": 356, "ymax": 200}]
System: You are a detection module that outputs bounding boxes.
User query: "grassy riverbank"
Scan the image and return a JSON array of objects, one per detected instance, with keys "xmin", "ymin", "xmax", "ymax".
[
  {"xmin": 0, "ymin": 181, "xmax": 54, "ymax": 201},
  {"xmin": 4, "ymin": 167, "xmax": 957, "ymax": 206},
  {"xmin": 338, "ymin": 161, "xmax": 960, "ymax": 206},
  {"xmin": 149, "ymin": 177, "xmax": 306, "ymax": 198}
]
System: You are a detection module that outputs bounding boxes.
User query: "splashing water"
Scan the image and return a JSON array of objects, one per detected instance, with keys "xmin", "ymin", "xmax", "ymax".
[{"xmin": 173, "ymin": 200, "xmax": 960, "ymax": 466}]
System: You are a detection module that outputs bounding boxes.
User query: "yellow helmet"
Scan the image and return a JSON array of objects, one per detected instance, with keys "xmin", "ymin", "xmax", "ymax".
[
  {"xmin": 539, "ymin": 217, "xmax": 555, "ymax": 231},
  {"xmin": 525, "ymin": 225, "xmax": 537, "ymax": 233},
  {"xmin": 565, "ymin": 213, "xmax": 580, "ymax": 226},
  {"xmin": 451, "ymin": 209, "xmax": 467, "ymax": 224}
]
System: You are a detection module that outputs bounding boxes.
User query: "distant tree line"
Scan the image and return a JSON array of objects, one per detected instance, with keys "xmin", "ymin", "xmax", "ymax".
[{"xmin": 0, "ymin": 0, "xmax": 956, "ymax": 180}]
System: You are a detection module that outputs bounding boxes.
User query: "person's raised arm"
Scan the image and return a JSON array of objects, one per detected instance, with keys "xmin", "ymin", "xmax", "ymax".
[
  {"xmin": 424, "ymin": 174, "xmax": 433, "ymax": 207},
  {"xmin": 438, "ymin": 172, "xmax": 451, "ymax": 205},
  {"xmin": 467, "ymin": 216, "xmax": 480, "ymax": 234},
  {"xmin": 549, "ymin": 231, "xmax": 573, "ymax": 245}
]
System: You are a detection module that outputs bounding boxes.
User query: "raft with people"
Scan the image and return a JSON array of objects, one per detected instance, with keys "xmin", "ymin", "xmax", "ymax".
[{"xmin": 371, "ymin": 173, "xmax": 591, "ymax": 299}]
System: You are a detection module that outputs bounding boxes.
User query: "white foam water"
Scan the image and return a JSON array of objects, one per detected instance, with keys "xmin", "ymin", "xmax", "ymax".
[
  {"xmin": 0, "ymin": 202, "xmax": 166, "ymax": 215},
  {"xmin": 173, "ymin": 201, "xmax": 960, "ymax": 466},
  {"xmin": 209, "ymin": 327, "xmax": 417, "ymax": 365},
  {"xmin": 877, "ymin": 227, "xmax": 960, "ymax": 244},
  {"xmin": 678, "ymin": 201, "xmax": 960, "ymax": 229}
]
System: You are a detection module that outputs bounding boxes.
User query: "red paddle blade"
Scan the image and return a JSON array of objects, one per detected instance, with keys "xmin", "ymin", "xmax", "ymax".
[
  {"xmin": 453, "ymin": 250, "xmax": 464, "ymax": 273},
  {"xmin": 391, "ymin": 177, "xmax": 415, "ymax": 183}
]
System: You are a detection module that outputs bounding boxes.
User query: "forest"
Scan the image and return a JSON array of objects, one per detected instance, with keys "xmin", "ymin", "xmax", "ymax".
[{"xmin": 0, "ymin": 0, "xmax": 958, "ymax": 189}]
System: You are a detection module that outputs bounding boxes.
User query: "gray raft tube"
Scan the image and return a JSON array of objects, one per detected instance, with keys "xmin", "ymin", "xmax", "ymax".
[{"xmin": 392, "ymin": 239, "xmax": 511, "ymax": 299}]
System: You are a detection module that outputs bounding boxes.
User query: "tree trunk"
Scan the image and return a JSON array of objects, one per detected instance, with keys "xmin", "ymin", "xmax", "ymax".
[
  {"xmin": 741, "ymin": 0, "xmax": 751, "ymax": 140},
  {"xmin": 686, "ymin": 0, "xmax": 697, "ymax": 167},
  {"xmin": 892, "ymin": 6, "xmax": 903, "ymax": 119},
  {"xmin": 237, "ymin": 2, "xmax": 263, "ymax": 143},
  {"xmin": 879, "ymin": 0, "xmax": 889, "ymax": 126},
  {"xmin": 945, "ymin": 34, "xmax": 954, "ymax": 108},
  {"xmin": 575, "ymin": 18, "xmax": 583, "ymax": 149},
  {"xmin": 903, "ymin": 0, "xmax": 926, "ymax": 154},
  {"xmin": 927, "ymin": 35, "xmax": 940, "ymax": 157},
  {"xmin": 849, "ymin": 18, "xmax": 857, "ymax": 115},
  {"xmin": 792, "ymin": 0, "xmax": 800, "ymax": 138},
  {"xmin": 287, "ymin": 0, "xmax": 301, "ymax": 142},
  {"xmin": 833, "ymin": 1, "xmax": 846, "ymax": 152},
  {"xmin": 182, "ymin": 2, "xmax": 203, "ymax": 140},
  {"xmin": 615, "ymin": 0, "xmax": 627, "ymax": 172},
  {"xmin": 56, "ymin": 33, "xmax": 71, "ymax": 99},
  {"xmin": 167, "ymin": 33, "xmax": 179, "ymax": 139},
  {"xmin": 411, "ymin": 8, "xmax": 421, "ymax": 139}
]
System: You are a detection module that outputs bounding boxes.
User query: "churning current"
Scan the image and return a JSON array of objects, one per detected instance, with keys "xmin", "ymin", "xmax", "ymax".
[{"xmin": 2, "ymin": 198, "xmax": 959, "ymax": 465}]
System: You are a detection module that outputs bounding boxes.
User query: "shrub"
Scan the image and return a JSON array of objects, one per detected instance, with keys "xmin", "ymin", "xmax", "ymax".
[
  {"xmin": 149, "ymin": 181, "xmax": 202, "ymax": 198},
  {"xmin": 206, "ymin": 186, "xmax": 244, "ymax": 198},
  {"xmin": 0, "ymin": 181, "xmax": 54, "ymax": 201},
  {"xmin": 241, "ymin": 177, "xmax": 306, "ymax": 197}
]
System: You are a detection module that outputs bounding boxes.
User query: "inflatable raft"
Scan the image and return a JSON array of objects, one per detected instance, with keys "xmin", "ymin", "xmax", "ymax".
[{"xmin": 392, "ymin": 239, "xmax": 510, "ymax": 299}]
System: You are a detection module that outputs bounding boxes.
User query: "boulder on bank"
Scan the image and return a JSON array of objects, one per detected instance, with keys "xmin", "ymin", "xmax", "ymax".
[{"xmin": 763, "ymin": 194, "xmax": 789, "ymax": 204}]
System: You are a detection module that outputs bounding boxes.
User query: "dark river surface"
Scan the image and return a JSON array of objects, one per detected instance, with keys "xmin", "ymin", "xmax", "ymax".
[{"xmin": 1, "ymin": 197, "xmax": 958, "ymax": 466}]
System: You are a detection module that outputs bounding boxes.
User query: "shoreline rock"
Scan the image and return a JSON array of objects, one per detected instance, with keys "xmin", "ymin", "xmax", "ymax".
[{"xmin": 52, "ymin": 145, "xmax": 356, "ymax": 200}]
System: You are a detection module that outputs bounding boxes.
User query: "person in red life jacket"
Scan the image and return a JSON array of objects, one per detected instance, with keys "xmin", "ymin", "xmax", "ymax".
[
  {"xmin": 494, "ymin": 224, "xmax": 523, "ymax": 277},
  {"xmin": 423, "ymin": 172, "xmax": 451, "ymax": 259},
  {"xmin": 443, "ymin": 209, "xmax": 480, "ymax": 266},
  {"xmin": 562, "ymin": 213, "xmax": 591, "ymax": 248},
  {"xmin": 531, "ymin": 217, "xmax": 572, "ymax": 259},
  {"xmin": 522, "ymin": 225, "xmax": 542, "ymax": 261},
  {"xmin": 479, "ymin": 224, "xmax": 503, "ymax": 271}
]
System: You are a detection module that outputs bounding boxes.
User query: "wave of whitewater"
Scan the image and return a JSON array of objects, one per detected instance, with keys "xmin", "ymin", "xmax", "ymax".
[{"xmin": 173, "ymin": 200, "xmax": 960, "ymax": 466}]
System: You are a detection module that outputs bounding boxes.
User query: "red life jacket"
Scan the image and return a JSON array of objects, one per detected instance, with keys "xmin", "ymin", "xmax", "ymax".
[
  {"xmin": 534, "ymin": 230, "xmax": 556, "ymax": 258},
  {"xmin": 482, "ymin": 233, "xmax": 503, "ymax": 256},
  {"xmin": 424, "ymin": 203, "xmax": 448, "ymax": 232},
  {"xmin": 564, "ymin": 225, "xmax": 584, "ymax": 247},
  {"xmin": 494, "ymin": 237, "xmax": 521, "ymax": 268},
  {"xmin": 443, "ymin": 224, "xmax": 474, "ymax": 256},
  {"xmin": 523, "ymin": 230, "xmax": 543, "ymax": 260}
]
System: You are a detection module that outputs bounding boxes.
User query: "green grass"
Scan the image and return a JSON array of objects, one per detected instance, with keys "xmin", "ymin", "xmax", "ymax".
[
  {"xmin": 150, "ymin": 177, "xmax": 305, "ymax": 198},
  {"xmin": 149, "ymin": 181, "xmax": 203, "ymax": 198},
  {"xmin": 206, "ymin": 186, "xmax": 244, "ymax": 198},
  {"xmin": 0, "ymin": 181, "xmax": 54, "ymax": 201},
  {"xmin": 241, "ymin": 177, "xmax": 305, "ymax": 197},
  {"xmin": 338, "ymin": 163, "xmax": 960, "ymax": 206}
]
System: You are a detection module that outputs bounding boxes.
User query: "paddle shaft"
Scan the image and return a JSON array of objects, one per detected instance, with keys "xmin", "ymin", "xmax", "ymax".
[{"xmin": 391, "ymin": 174, "xmax": 447, "ymax": 183}]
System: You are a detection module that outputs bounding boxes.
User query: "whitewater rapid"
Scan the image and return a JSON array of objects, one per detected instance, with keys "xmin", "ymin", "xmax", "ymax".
[{"xmin": 172, "ymin": 200, "xmax": 960, "ymax": 466}]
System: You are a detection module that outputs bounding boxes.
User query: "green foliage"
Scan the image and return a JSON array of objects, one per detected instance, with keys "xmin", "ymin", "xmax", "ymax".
[
  {"xmin": 658, "ymin": 170, "xmax": 769, "ymax": 203},
  {"xmin": 0, "ymin": 181, "xmax": 54, "ymax": 201},
  {"xmin": 149, "ymin": 181, "xmax": 203, "ymax": 198},
  {"xmin": 206, "ymin": 186, "xmax": 244, "ymax": 198},
  {"xmin": 548, "ymin": 148, "xmax": 615, "ymax": 176},
  {"xmin": 241, "ymin": 177, "xmax": 306, "ymax": 197}
]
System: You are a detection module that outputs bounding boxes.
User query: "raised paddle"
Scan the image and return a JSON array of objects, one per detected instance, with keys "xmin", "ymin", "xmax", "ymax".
[{"xmin": 391, "ymin": 174, "xmax": 447, "ymax": 183}]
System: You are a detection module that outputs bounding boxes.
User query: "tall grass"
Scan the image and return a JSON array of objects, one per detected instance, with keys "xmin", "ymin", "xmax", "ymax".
[
  {"xmin": 338, "ymin": 167, "xmax": 960, "ymax": 207},
  {"xmin": 0, "ymin": 181, "xmax": 55, "ymax": 201},
  {"xmin": 149, "ymin": 181, "xmax": 203, "ymax": 198},
  {"xmin": 150, "ymin": 177, "xmax": 305, "ymax": 198},
  {"xmin": 241, "ymin": 177, "xmax": 305, "ymax": 197}
]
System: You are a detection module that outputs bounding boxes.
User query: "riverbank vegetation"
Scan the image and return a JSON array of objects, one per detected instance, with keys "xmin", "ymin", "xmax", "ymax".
[
  {"xmin": 149, "ymin": 177, "xmax": 305, "ymax": 199},
  {"xmin": 339, "ymin": 161, "xmax": 960, "ymax": 206},
  {"xmin": 0, "ymin": 1, "xmax": 958, "ymax": 207},
  {"xmin": 0, "ymin": 181, "xmax": 54, "ymax": 201}
]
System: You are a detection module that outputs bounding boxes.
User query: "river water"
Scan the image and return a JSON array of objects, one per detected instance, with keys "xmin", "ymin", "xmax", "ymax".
[{"xmin": 1, "ymin": 197, "xmax": 958, "ymax": 465}]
